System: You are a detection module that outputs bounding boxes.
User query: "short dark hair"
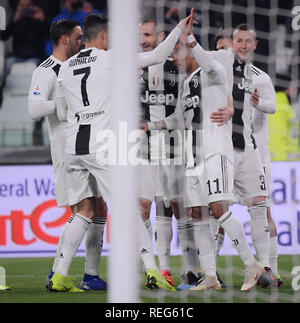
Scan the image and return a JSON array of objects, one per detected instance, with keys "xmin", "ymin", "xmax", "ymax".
[
  {"xmin": 50, "ymin": 19, "xmax": 81, "ymax": 46},
  {"xmin": 233, "ymin": 23, "xmax": 257, "ymax": 39},
  {"xmin": 83, "ymin": 14, "xmax": 108, "ymax": 42},
  {"xmin": 215, "ymin": 28, "xmax": 233, "ymax": 43}
]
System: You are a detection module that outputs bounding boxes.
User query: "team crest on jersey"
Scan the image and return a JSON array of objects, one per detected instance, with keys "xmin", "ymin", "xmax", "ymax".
[
  {"xmin": 168, "ymin": 72, "xmax": 176, "ymax": 87},
  {"xmin": 191, "ymin": 75, "xmax": 199, "ymax": 88},
  {"xmin": 152, "ymin": 76, "xmax": 160, "ymax": 87}
]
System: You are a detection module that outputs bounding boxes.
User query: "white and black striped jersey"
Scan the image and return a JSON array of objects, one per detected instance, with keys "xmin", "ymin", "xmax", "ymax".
[
  {"xmin": 139, "ymin": 57, "xmax": 179, "ymax": 161},
  {"xmin": 58, "ymin": 48, "xmax": 111, "ymax": 155},
  {"xmin": 58, "ymin": 26, "xmax": 182, "ymax": 156},
  {"xmin": 28, "ymin": 56, "xmax": 64, "ymax": 166}
]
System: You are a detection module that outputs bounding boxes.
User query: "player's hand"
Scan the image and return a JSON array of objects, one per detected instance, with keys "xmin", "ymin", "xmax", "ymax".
[
  {"xmin": 140, "ymin": 122, "xmax": 149, "ymax": 132},
  {"xmin": 251, "ymin": 88, "xmax": 259, "ymax": 107},
  {"xmin": 177, "ymin": 8, "xmax": 197, "ymax": 32},
  {"xmin": 185, "ymin": 8, "xmax": 196, "ymax": 36},
  {"xmin": 210, "ymin": 106, "xmax": 234, "ymax": 126}
]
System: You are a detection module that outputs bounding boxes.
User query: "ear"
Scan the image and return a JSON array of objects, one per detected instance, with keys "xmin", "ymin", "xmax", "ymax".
[
  {"xmin": 99, "ymin": 29, "xmax": 107, "ymax": 40},
  {"xmin": 254, "ymin": 39, "xmax": 258, "ymax": 49},
  {"xmin": 157, "ymin": 32, "xmax": 166, "ymax": 44},
  {"xmin": 60, "ymin": 34, "xmax": 69, "ymax": 46}
]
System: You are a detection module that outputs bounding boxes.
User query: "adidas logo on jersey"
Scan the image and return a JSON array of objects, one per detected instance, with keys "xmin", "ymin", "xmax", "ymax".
[
  {"xmin": 237, "ymin": 77, "xmax": 254, "ymax": 94},
  {"xmin": 235, "ymin": 65, "xmax": 242, "ymax": 72},
  {"xmin": 182, "ymin": 95, "xmax": 200, "ymax": 110},
  {"xmin": 141, "ymin": 90, "xmax": 175, "ymax": 106}
]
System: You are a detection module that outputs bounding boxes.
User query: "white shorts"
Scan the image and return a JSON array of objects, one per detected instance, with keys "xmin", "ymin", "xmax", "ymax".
[
  {"xmin": 138, "ymin": 164, "xmax": 162, "ymax": 201},
  {"xmin": 157, "ymin": 164, "xmax": 184, "ymax": 201},
  {"xmin": 233, "ymin": 149, "xmax": 267, "ymax": 205},
  {"xmin": 65, "ymin": 153, "xmax": 109, "ymax": 206},
  {"xmin": 184, "ymin": 154, "xmax": 234, "ymax": 208},
  {"xmin": 53, "ymin": 162, "xmax": 69, "ymax": 207}
]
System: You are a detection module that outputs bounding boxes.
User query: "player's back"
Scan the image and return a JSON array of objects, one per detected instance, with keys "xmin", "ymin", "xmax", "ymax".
[{"xmin": 58, "ymin": 48, "xmax": 112, "ymax": 155}]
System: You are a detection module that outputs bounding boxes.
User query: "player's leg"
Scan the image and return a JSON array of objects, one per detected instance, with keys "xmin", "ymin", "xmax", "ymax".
[
  {"xmin": 207, "ymin": 154, "xmax": 263, "ymax": 291},
  {"xmin": 81, "ymin": 197, "xmax": 108, "ymax": 290},
  {"xmin": 138, "ymin": 164, "xmax": 176, "ymax": 291},
  {"xmin": 165, "ymin": 164, "xmax": 199, "ymax": 287},
  {"xmin": 184, "ymin": 163, "xmax": 220, "ymax": 291},
  {"xmin": 49, "ymin": 196, "xmax": 96, "ymax": 292},
  {"xmin": 267, "ymin": 207, "xmax": 282, "ymax": 286},
  {"xmin": 171, "ymin": 198, "xmax": 199, "ymax": 282},
  {"xmin": 154, "ymin": 196, "xmax": 174, "ymax": 285},
  {"xmin": 49, "ymin": 154, "xmax": 103, "ymax": 292},
  {"xmin": 190, "ymin": 205, "xmax": 221, "ymax": 291}
]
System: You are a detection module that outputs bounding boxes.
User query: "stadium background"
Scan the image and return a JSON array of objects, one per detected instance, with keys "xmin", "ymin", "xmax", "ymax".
[{"xmin": 0, "ymin": 0, "xmax": 299, "ymax": 303}]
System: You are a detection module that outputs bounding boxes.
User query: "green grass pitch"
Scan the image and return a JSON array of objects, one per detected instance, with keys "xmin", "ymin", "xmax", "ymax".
[{"xmin": 0, "ymin": 255, "xmax": 299, "ymax": 303}]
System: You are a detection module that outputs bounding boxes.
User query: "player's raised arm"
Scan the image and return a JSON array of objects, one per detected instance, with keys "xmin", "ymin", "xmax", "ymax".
[{"xmin": 137, "ymin": 11, "xmax": 194, "ymax": 68}]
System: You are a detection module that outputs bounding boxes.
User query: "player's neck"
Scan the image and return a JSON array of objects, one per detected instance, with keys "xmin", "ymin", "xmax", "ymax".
[
  {"xmin": 86, "ymin": 41, "xmax": 106, "ymax": 51},
  {"xmin": 52, "ymin": 48, "xmax": 68, "ymax": 63},
  {"xmin": 188, "ymin": 60, "xmax": 199, "ymax": 75}
]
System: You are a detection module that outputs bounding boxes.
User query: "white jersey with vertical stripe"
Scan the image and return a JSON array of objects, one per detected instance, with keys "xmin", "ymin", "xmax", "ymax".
[
  {"xmin": 231, "ymin": 60, "xmax": 275, "ymax": 153},
  {"xmin": 28, "ymin": 56, "xmax": 64, "ymax": 166},
  {"xmin": 58, "ymin": 26, "xmax": 182, "ymax": 155}
]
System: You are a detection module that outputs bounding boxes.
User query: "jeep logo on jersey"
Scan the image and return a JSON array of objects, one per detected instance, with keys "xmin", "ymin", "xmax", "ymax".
[
  {"xmin": 141, "ymin": 90, "xmax": 175, "ymax": 106},
  {"xmin": 182, "ymin": 95, "xmax": 200, "ymax": 110},
  {"xmin": 237, "ymin": 78, "xmax": 253, "ymax": 94}
]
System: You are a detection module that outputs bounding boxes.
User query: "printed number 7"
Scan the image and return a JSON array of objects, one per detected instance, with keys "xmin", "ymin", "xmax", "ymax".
[{"xmin": 74, "ymin": 67, "xmax": 91, "ymax": 107}]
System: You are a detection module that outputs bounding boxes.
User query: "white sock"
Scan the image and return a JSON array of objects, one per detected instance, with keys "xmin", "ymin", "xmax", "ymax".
[
  {"xmin": 215, "ymin": 233, "xmax": 225, "ymax": 263},
  {"xmin": 155, "ymin": 216, "xmax": 173, "ymax": 271},
  {"xmin": 55, "ymin": 213, "xmax": 92, "ymax": 277},
  {"xmin": 84, "ymin": 217, "xmax": 106, "ymax": 276},
  {"xmin": 137, "ymin": 215, "xmax": 158, "ymax": 271},
  {"xmin": 210, "ymin": 215, "xmax": 224, "ymax": 262},
  {"xmin": 178, "ymin": 216, "xmax": 199, "ymax": 275},
  {"xmin": 52, "ymin": 215, "xmax": 74, "ymax": 273},
  {"xmin": 269, "ymin": 235, "xmax": 279, "ymax": 275},
  {"xmin": 210, "ymin": 214, "xmax": 219, "ymax": 237},
  {"xmin": 193, "ymin": 219, "xmax": 216, "ymax": 277},
  {"xmin": 144, "ymin": 218, "xmax": 153, "ymax": 239},
  {"xmin": 248, "ymin": 201, "xmax": 270, "ymax": 268},
  {"xmin": 218, "ymin": 211, "xmax": 254, "ymax": 266}
]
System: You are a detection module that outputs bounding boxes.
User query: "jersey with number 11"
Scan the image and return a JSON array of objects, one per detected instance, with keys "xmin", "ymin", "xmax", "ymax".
[{"xmin": 58, "ymin": 47, "xmax": 112, "ymax": 155}]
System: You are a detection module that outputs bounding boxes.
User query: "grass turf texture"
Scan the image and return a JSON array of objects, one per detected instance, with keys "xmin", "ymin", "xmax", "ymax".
[{"xmin": 0, "ymin": 255, "xmax": 299, "ymax": 303}]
